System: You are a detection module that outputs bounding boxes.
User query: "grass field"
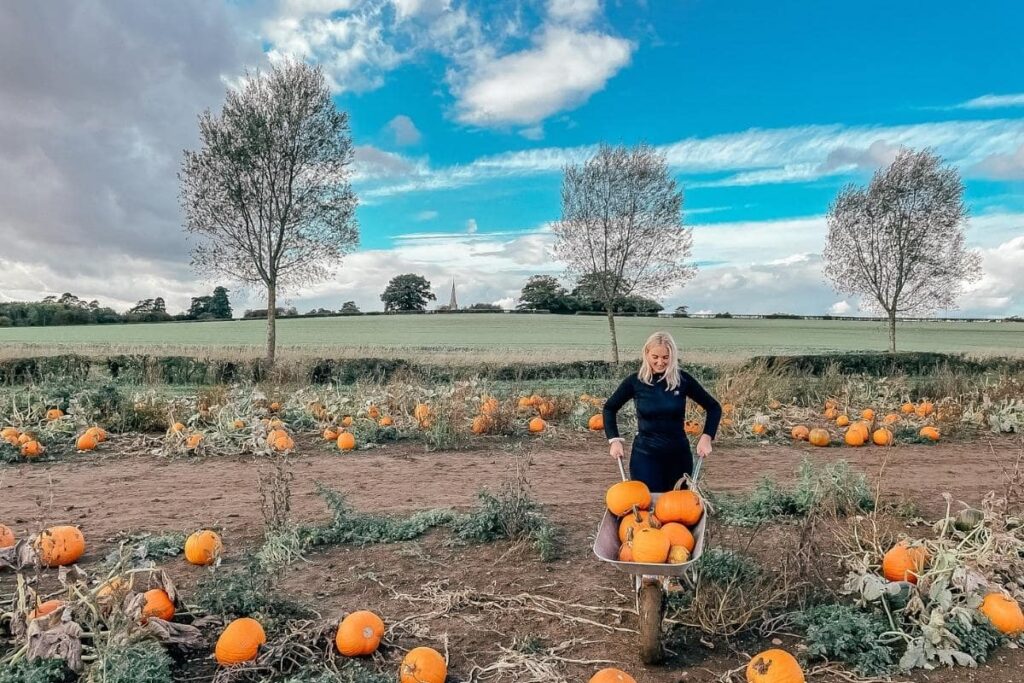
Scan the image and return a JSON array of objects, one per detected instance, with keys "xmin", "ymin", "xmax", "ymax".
[{"xmin": 0, "ymin": 314, "xmax": 1021, "ymax": 362}]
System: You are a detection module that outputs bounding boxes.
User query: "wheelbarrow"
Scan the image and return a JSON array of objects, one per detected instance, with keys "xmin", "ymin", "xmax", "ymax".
[{"xmin": 592, "ymin": 456, "xmax": 708, "ymax": 664}]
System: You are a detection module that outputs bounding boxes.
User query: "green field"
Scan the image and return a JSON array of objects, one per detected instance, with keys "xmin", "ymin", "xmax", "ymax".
[{"xmin": 0, "ymin": 314, "xmax": 1020, "ymax": 362}]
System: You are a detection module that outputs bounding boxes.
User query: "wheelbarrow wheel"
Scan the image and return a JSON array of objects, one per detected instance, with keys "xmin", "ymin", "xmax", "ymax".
[{"xmin": 637, "ymin": 582, "xmax": 665, "ymax": 664}]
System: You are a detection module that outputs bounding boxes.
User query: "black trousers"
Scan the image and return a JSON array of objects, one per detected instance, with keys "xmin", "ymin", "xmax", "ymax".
[{"xmin": 629, "ymin": 433, "xmax": 694, "ymax": 493}]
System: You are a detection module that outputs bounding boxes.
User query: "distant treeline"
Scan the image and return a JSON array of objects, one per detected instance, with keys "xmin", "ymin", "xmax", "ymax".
[{"xmin": 0, "ymin": 289, "xmax": 232, "ymax": 327}]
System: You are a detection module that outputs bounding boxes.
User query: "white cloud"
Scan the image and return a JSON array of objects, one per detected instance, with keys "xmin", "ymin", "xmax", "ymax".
[
  {"xmin": 386, "ymin": 114, "xmax": 422, "ymax": 145},
  {"xmin": 954, "ymin": 93, "xmax": 1024, "ymax": 110},
  {"xmin": 453, "ymin": 26, "xmax": 632, "ymax": 126},
  {"xmin": 465, "ymin": 218, "xmax": 478, "ymax": 234},
  {"xmin": 971, "ymin": 144, "xmax": 1024, "ymax": 180},
  {"xmin": 547, "ymin": 0, "xmax": 601, "ymax": 25},
  {"xmin": 959, "ymin": 235, "xmax": 1024, "ymax": 314},
  {"xmin": 352, "ymin": 144, "xmax": 423, "ymax": 180},
  {"xmin": 414, "ymin": 209, "xmax": 438, "ymax": 221},
  {"xmin": 829, "ymin": 300, "xmax": 852, "ymax": 315},
  {"xmin": 519, "ymin": 125, "xmax": 545, "ymax": 140}
]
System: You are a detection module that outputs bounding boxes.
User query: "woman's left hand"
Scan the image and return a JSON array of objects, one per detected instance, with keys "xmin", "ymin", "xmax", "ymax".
[{"xmin": 696, "ymin": 434, "xmax": 713, "ymax": 459}]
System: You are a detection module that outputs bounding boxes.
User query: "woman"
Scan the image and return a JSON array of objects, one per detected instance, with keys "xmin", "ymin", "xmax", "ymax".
[{"xmin": 603, "ymin": 331, "xmax": 722, "ymax": 492}]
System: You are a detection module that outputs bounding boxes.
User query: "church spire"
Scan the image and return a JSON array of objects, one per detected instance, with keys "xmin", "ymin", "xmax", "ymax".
[{"xmin": 448, "ymin": 279, "xmax": 458, "ymax": 310}]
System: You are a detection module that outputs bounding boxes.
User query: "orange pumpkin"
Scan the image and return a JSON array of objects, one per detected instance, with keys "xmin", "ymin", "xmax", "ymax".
[
  {"xmin": 323, "ymin": 427, "xmax": 340, "ymax": 441},
  {"xmin": 900, "ymin": 402, "xmax": 915, "ymax": 415},
  {"xmin": 85, "ymin": 426, "xmax": 107, "ymax": 443},
  {"xmin": 528, "ymin": 417, "xmax": 546, "ymax": 433},
  {"xmin": 342, "ymin": 416, "xmax": 353, "ymax": 427},
  {"xmin": 21, "ymin": 440, "xmax": 44, "ymax": 458},
  {"xmin": 268, "ymin": 429, "xmax": 294, "ymax": 451},
  {"xmin": 790, "ymin": 425, "xmax": 809, "ymax": 441},
  {"xmin": 919, "ymin": 426, "xmax": 940, "ymax": 441},
  {"xmin": 861, "ymin": 408, "xmax": 875, "ymax": 421},
  {"xmin": 915, "ymin": 401, "xmax": 934, "ymax": 418},
  {"xmin": 185, "ymin": 433, "xmax": 204, "ymax": 450},
  {"xmin": 537, "ymin": 401, "xmax": 556, "ymax": 418},
  {"xmin": 882, "ymin": 413, "xmax": 899, "ymax": 426},
  {"xmin": 169, "ymin": 422, "xmax": 186, "ymax": 433},
  {"xmin": 872, "ymin": 428, "xmax": 894, "ymax": 447},
  {"xmin": 269, "ymin": 401, "xmax": 282, "ymax": 413},
  {"xmin": 367, "ymin": 405, "xmax": 381, "ymax": 419},
  {"xmin": 668, "ymin": 545, "xmax": 690, "ymax": 564},
  {"xmin": 746, "ymin": 649, "xmax": 805, "ymax": 683},
  {"xmin": 631, "ymin": 527, "xmax": 670, "ymax": 563},
  {"xmin": 684, "ymin": 420, "xmax": 702, "ymax": 435},
  {"xmin": 660, "ymin": 522, "xmax": 695, "ymax": 552},
  {"xmin": 142, "ymin": 589, "xmax": 175, "ymax": 622},
  {"xmin": 336, "ymin": 610, "xmax": 385, "ymax": 656},
  {"xmin": 835, "ymin": 415, "xmax": 850, "ymax": 427},
  {"xmin": 400, "ymin": 646, "xmax": 446, "ymax": 683},
  {"xmin": 378, "ymin": 416, "xmax": 394, "ymax": 427},
  {"xmin": 35, "ymin": 526, "xmax": 85, "ymax": 567},
  {"xmin": 722, "ymin": 403, "xmax": 735, "ymax": 414},
  {"xmin": 824, "ymin": 407, "xmax": 839, "ymax": 420},
  {"xmin": 617, "ymin": 538, "xmax": 634, "ymax": 562},
  {"xmin": 606, "ymin": 480, "xmax": 651, "ymax": 516},
  {"xmin": 516, "ymin": 396, "xmax": 533, "ymax": 410},
  {"xmin": 618, "ymin": 510, "xmax": 657, "ymax": 543},
  {"xmin": 844, "ymin": 428, "xmax": 866, "ymax": 447},
  {"xmin": 46, "ymin": 408, "xmax": 64, "ymax": 421},
  {"xmin": 654, "ymin": 489, "xmax": 703, "ymax": 526},
  {"xmin": 1, "ymin": 426, "xmax": 19, "ymax": 440},
  {"xmin": 979, "ymin": 593, "xmax": 1024, "ymax": 636},
  {"xmin": 752, "ymin": 423, "xmax": 767, "ymax": 435},
  {"xmin": 588, "ymin": 414, "xmax": 604, "ymax": 431},
  {"xmin": 808, "ymin": 428, "xmax": 830, "ymax": 447},
  {"xmin": 29, "ymin": 599, "xmax": 65, "ymax": 620},
  {"xmin": 215, "ymin": 617, "xmax": 266, "ymax": 665},
  {"xmin": 17, "ymin": 432, "xmax": 32, "ymax": 445},
  {"xmin": 471, "ymin": 415, "xmax": 492, "ymax": 434},
  {"xmin": 76, "ymin": 432, "xmax": 99, "ymax": 451},
  {"xmin": 337, "ymin": 432, "xmax": 356, "ymax": 451},
  {"xmin": 882, "ymin": 542, "xmax": 928, "ymax": 584},
  {"xmin": 0, "ymin": 524, "xmax": 14, "ymax": 548},
  {"xmin": 184, "ymin": 530, "xmax": 222, "ymax": 566},
  {"xmin": 414, "ymin": 404, "xmax": 431, "ymax": 422},
  {"xmin": 589, "ymin": 668, "xmax": 637, "ymax": 683}
]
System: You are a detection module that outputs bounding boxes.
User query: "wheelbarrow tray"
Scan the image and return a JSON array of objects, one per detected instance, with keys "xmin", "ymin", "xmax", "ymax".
[{"xmin": 593, "ymin": 491, "xmax": 707, "ymax": 577}]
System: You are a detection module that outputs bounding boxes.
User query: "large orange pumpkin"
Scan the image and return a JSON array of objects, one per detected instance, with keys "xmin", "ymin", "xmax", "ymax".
[
  {"xmin": 29, "ymin": 599, "xmax": 65, "ymax": 620},
  {"xmin": 919, "ymin": 426, "xmax": 940, "ymax": 441},
  {"xmin": 142, "ymin": 589, "xmax": 175, "ymax": 622},
  {"xmin": 872, "ymin": 428, "xmax": 894, "ymax": 446},
  {"xmin": 631, "ymin": 527, "xmax": 670, "ymax": 564},
  {"xmin": 746, "ymin": 648, "xmax": 805, "ymax": 683},
  {"xmin": 0, "ymin": 524, "xmax": 14, "ymax": 548},
  {"xmin": 844, "ymin": 428, "xmax": 866, "ymax": 447},
  {"xmin": 606, "ymin": 480, "xmax": 651, "ymax": 516},
  {"xmin": 882, "ymin": 542, "xmax": 928, "ymax": 584},
  {"xmin": 268, "ymin": 429, "xmax": 294, "ymax": 451},
  {"xmin": 337, "ymin": 432, "xmax": 356, "ymax": 451},
  {"xmin": 21, "ymin": 440, "xmax": 44, "ymax": 458},
  {"xmin": 915, "ymin": 401, "xmax": 934, "ymax": 418},
  {"xmin": 76, "ymin": 432, "xmax": 99, "ymax": 451},
  {"xmin": 336, "ymin": 610, "xmax": 385, "ymax": 656},
  {"xmin": 618, "ymin": 509, "xmax": 656, "ymax": 543},
  {"xmin": 35, "ymin": 526, "xmax": 85, "ymax": 567},
  {"xmin": 654, "ymin": 489, "xmax": 703, "ymax": 526},
  {"xmin": 589, "ymin": 668, "xmax": 637, "ymax": 683},
  {"xmin": 185, "ymin": 433, "xmax": 204, "ymax": 450},
  {"xmin": 215, "ymin": 617, "xmax": 266, "ymax": 665},
  {"xmin": 808, "ymin": 428, "xmax": 830, "ymax": 447},
  {"xmin": 85, "ymin": 426, "xmax": 107, "ymax": 443},
  {"xmin": 588, "ymin": 414, "xmax": 604, "ymax": 431},
  {"xmin": 861, "ymin": 408, "xmax": 875, "ymax": 421},
  {"xmin": 979, "ymin": 593, "xmax": 1024, "ymax": 636},
  {"xmin": 400, "ymin": 646, "xmax": 446, "ymax": 683},
  {"xmin": 660, "ymin": 522, "xmax": 695, "ymax": 552},
  {"xmin": 528, "ymin": 417, "xmax": 546, "ymax": 433},
  {"xmin": 184, "ymin": 530, "xmax": 222, "ymax": 566},
  {"xmin": 790, "ymin": 425, "xmax": 809, "ymax": 441}
]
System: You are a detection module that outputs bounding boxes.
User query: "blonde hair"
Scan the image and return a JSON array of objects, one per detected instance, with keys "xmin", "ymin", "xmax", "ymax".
[{"xmin": 638, "ymin": 331, "xmax": 681, "ymax": 390}]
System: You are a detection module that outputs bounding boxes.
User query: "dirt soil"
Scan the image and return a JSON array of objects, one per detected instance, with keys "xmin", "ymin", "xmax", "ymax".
[{"xmin": 2, "ymin": 432, "xmax": 1023, "ymax": 682}]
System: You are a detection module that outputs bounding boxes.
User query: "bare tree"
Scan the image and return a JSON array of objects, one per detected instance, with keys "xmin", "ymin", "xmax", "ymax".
[
  {"xmin": 179, "ymin": 59, "xmax": 358, "ymax": 363},
  {"xmin": 553, "ymin": 144, "xmax": 694, "ymax": 362},
  {"xmin": 823, "ymin": 148, "xmax": 981, "ymax": 352}
]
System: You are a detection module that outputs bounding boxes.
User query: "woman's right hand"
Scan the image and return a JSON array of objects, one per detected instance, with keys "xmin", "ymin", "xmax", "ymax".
[{"xmin": 609, "ymin": 439, "xmax": 624, "ymax": 460}]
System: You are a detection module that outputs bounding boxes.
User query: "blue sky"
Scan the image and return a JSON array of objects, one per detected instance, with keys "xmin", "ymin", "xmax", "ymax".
[{"xmin": 0, "ymin": 1, "xmax": 1022, "ymax": 316}]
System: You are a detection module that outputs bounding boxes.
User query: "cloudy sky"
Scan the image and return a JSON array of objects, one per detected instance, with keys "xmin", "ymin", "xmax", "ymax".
[{"xmin": 1, "ymin": 0, "xmax": 1022, "ymax": 317}]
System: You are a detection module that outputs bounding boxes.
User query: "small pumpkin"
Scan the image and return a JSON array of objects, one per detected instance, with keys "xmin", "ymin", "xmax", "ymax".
[
  {"xmin": 21, "ymin": 440, "xmax": 44, "ymax": 458},
  {"xmin": 323, "ymin": 427, "xmax": 340, "ymax": 441},
  {"xmin": 660, "ymin": 522, "xmax": 695, "ymax": 552},
  {"xmin": 654, "ymin": 489, "xmax": 703, "ymax": 526},
  {"xmin": 516, "ymin": 396, "xmax": 533, "ymax": 410},
  {"xmin": 618, "ymin": 509, "xmax": 657, "ymax": 543},
  {"xmin": 184, "ymin": 530, "xmax": 222, "ymax": 566},
  {"xmin": 919, "ymin": 426, "xmax": 940, "ymax": 441},
  {"xmin": 844, "ymin": 428, "xmax": 866, "ymax": 447},
  {"xmin": 915, "ymin": 401, "xmax": 934, "ymax": 418},
  {"xmin": 617, "ymin": 534, "xmax": 634, "ymax": 562},
  {"xmin": 882, "ymin": 542, "xmax": 928, "ymax": 584},
  {"xmin": 185, "ymin": 433, "xmax": 204, "ymax": 450},
  {"xmin": 17, "ymin": 432, "xmax": 32, "ymax": 445},
  {"xmin": 790, "ymin": 425, "xmax": 809, "ymax": 441},
  {"xmin": 76, "ymin": 432, "xmax": 99, "ymax": 451},
  {"xmin": 378, "ymin": 416, "xmax": 393, "ymax": 427},
  {"xmin": 746, "ymin": 648, "xmax": 805, "ymax": 683},
  {"xmin": 269, "ymin": 401, "xmax": 282, "ymax": 412},
  {"xmin": 215, "ymin": 617, "xmax": 266, "ymax": 665},
  {"xmin": 335, "ymin": 610, "xmax": 385, "ymax": 656},
  {"xmin": 537, "ymin": 401, "xmax": 556, "ymax": 418},
  {"xmin": 631, "ymin": 527, "xmax": 670, "ymax": 564},
  {"xmin": 835, "ymin": 415, "xmax": 850, "ymax": 427},
  {"xmin": 588, "ymin": 414, "xmax": 604, "ymax": 431},
  {"xmin": 35, "ymin": 526, "xmax": 86, "ymax": 567},
  {"xmin": 169, "ymin": 422, "xmax": 186, "ymax": 433},
  {"xmin": 142, "ymin": 588, "xmax": 175, "ymax": 622},
  {"xmin": 752, "ymin": 423, "xmax": 767, "ymax": 435},
  {"xmin": 471, "ymin": 415, "xmax": 492, "ymax": 434},
  {"xmin": 46, "ymin": 408, "xmax": 64, "ymax": 421},
  {"xmin": 872, "ymin": 428, "xmax": 894, "ymax": 446},
  {"xmin": 0, "ymin": 524, "xmax": 14, "ymax": 548},
  {"xmin": 684, "ymin": 420, "xmax": 702, "ymax": 435},
  {"xmin": 808, "ymin": 428, "xmax": 830, "ymax": 447},
  {"xmin": 824, "ymin": 407, "xmax": 839, "ymax": 420},
  {"xmin": 606, "ymin": 480, "xmax": 651, "ymax": 516},
  {"xmin": 400, "ymin": 646, "xmax": 447, "ymax": 683},
  {"xmin": 85, "ymin": 426, "xmax": 107, "ymax": 443},
  {"xmin": 367, "ymin": 405, "xmax": 381, "ymax": 419},
  {"xmin": 233, "ymin": 419, "xmax": 246, "ymax": 430},
  {"xmin": 1, "ymin": 426, "xmax": 19, "ymax": 440},
  {"xmin": 528, "ymin": 417, "xmax": 546, "ymax": 433},
  {"xmin": 979, "ymin": 593, "xmax": 1024, "ymax": 636},
  {"xmin": 29, "ymin": 599, "xmax": 65, "ymax": 620},
  {"xmin": 337, "ymin": 432, "xmax": 356, "ymax": 451},
  {"xmin": 861, "ymin": 408, "xmax": 875, "ymax": 421},
  {"xmin": 268, "ymin": 429, "xmax": 294, "ymax": 451},
  {"xmin": 589, "ymin": 668, "xmax": 637, "ymax": 683},
  {"xmin": 667, "ymin": 545, "xmax": 690, "ymax": 564},
  {"xmin": 882, "ymin": 413, "xmax": 899, "ymax": 425},
  {"xmin": 900, "ymin": 402, "xmax": 915, "ymax": 414},
  {"xmin": 414, "ymin": 404, "xmax": 431, "ymax": 422}
]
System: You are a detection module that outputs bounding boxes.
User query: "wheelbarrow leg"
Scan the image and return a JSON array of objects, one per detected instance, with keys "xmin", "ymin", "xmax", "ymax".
[{"xmin": 637, "ymin": 577, "xmax": 666, "ymax": 664}]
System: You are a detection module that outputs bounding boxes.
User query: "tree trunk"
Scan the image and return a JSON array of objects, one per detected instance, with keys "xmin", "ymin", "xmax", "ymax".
[
  {"xmin": 887, "ymin": 310, "xmax": 897, "ymax": 353},
  {"xmin": 265, "ymin": 284, "xmax": 277, "ymax": 366},
  {"xmin": 606, "ymin": 306, "xmax": 619, "ymax": 364}
]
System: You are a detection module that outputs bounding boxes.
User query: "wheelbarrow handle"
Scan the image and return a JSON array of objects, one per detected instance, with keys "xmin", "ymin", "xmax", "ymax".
[
  {"xmin": 692, "ymin": 456, "xmax": 703, "ymax": 485},
  {"xmin": 615, "ymin": 454, "xmax": 628, "ymax": 482}
]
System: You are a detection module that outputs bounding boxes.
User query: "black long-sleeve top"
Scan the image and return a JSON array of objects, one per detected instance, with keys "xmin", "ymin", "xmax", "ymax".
[{"xmin": 603, "ymin": 370, "xmax": 722, "ymax": 441}]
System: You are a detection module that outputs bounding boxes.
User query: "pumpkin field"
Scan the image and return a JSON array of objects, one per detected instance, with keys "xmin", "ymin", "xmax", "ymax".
[{"xmin": 1, "ymin": 352, "xmax": 1024, "ymax": 682}]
